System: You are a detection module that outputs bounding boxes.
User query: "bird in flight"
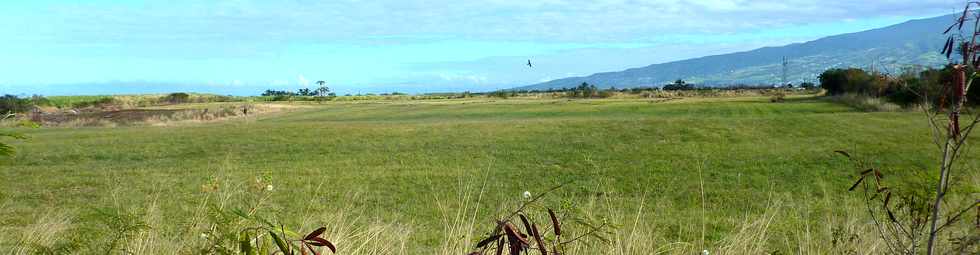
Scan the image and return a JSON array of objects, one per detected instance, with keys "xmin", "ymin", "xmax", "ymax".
[{"xmin": 527, "ymin": 59, "xmax": 533, "ymax": 68}]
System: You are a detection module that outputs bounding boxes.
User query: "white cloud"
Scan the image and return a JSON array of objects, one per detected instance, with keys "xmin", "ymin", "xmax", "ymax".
[
  {"xmin": 0, "ymin": 0, "xmax": 960, "ymax": 94},
  {"xmin": 438, "ymin": 73, "xmax": 489, "ymax": 83},
  {"xmin": 297, "ymin": 75, "xmax": 309, "ymax": 87},
  {"xmin": 18, "ymin": 0, "xmax": 957, "ymax": 44}
]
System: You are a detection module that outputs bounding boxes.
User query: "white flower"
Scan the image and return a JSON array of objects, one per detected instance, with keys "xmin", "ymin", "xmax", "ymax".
[
  {"xmin": 522, "ymin": 191, "xmax": 531, "ymax": 200},
  {"xmin": 265, "ymin": 184, "xmax": 274, "ymax": 192},
  {"xmin": 702, "ymin": 250, "xmax": 710, "ymax": 255},
  {"xmin": 200, "ymin": 233, "xmax": 208, "ymax": 239}
]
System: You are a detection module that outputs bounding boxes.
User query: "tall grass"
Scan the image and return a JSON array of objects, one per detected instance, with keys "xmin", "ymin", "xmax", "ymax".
[
  {"xmin": 1, "ymin": 96, "xmax": 975, "ymax": 254},
  {"xmin": 2, "ymin": 162, "xmax": 963, "ymax": 254},
  {"xmin": 425, "ymin": 170, "xmax": 892, "ymax": 255},
  {"xmin": 6, "ymin": 176, "xmax": 410, "ymax": 254},
  {"xmin": 827, "ymin": 94, "xmax": 903, "ymax": 112}
]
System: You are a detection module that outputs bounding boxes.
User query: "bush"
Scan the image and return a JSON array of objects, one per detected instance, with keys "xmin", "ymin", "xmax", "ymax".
[
  {"xmin": 769, "ymin": 92, "xmax": 786, "ymax": 103},
  {"xmin": 828, "ymin": 94, "xmax": 901, "ymax": 112},
  {"xmin": 816, "ymin": 66, "xmax": 976, "ymax": 108},
  {"xmin": 819, "ymin": 68, "xmax": 875, "ymax": 96},
  {"xmin": 663, "ymin": 79, "xmax": 694, "ymax": 91},
  {"xmin": 0, "ymin": 95, "xmax": 33, "ymax": 114},
  {"xmin": 162, "ymin": 93, "xmax": 190, "ymax": 104},
  {"xmin": 800, "ymin": 82, "xmax": 816, "ymax": 90},
  {"xmin": 73, "ymin": 97, "xmax": 117, "ymax": 108},
  {"xmin": 564, "ymin": 82, "xmax": 600, "ymax": 98},
  {"xmin": 883, "ymin": 73, "xmax": 929, "ymax": 107},
  {"xmin": 597, "ymin": 90, "xmax": 614, "ymax": 98},
  {"xmin": 488, "ymin": 91, "xmax": 510, "ymax": 99}
]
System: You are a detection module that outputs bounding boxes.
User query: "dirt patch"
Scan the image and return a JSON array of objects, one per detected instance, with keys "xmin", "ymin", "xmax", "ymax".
[
  {"xmin": 29, "ymin": 104, "xmax": 277, "ymax": 127},
  {"xmin": 41, "ymin": 109, "xmax": 181, "ymax": 124}
]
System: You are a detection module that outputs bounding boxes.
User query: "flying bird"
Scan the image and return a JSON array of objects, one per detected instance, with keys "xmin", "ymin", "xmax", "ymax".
[{"xmin": 527, "ymin": 59, "xmax": 533, "ymax": 68}]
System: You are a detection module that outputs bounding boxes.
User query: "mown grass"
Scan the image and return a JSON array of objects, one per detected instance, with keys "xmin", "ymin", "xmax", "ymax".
[{"xmin": 0, "ymin": 96, "xmax": 977, "ymax": 254}]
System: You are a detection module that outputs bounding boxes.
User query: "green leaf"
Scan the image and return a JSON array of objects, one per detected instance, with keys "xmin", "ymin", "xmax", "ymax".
[
  {"xmin": 270, "ymin": 230, "xmax": 291, "ymax": 255},
  {"xmin": 0, "ymin": 132, "xmax": 26, "ymax": 157},
  {"xmin": 258, "ymin": 235, "xmax": 271, "ymax": 255},
  {"xmin": 253, "ymin": 214, "xmax": 276, "ymax": 228},
  {"xmin": 239, "ymin": 231, "xmax": 256, "ymax": 255},
  {"xmin": 231, "ymin": 208, "xmax": 250, "ymax": 219},
  {"xmin": 0, "ymin": 143, "xmax": 15, "ymax": 157},
  {"xmin": 0, "ymin": 133, "xmax": 26, "ymax": 139}
]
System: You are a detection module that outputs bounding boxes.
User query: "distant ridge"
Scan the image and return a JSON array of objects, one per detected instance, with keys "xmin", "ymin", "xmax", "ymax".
[{"xmin": 517, "ymin": 14, "xmax": 955, "ymax": 90}]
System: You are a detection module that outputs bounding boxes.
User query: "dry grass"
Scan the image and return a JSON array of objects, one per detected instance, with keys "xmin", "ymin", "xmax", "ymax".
[
  {"xmin": 10, "ymin": 212, "xmax": 75, "ymax": 255},
  {"xmin": 0, "ymin": 103, "xmax": 293, "ymax": 128},
  {"xmin": 827, "ymin": 94, "xmax": 903, "ymax": 112},
  {"xmin": 0, "ymin": 171, "xmax": 948, "ymax": 255},
  {"xmin": 422, "ymin": 173, "xmax": 894, "ymax": 255}
]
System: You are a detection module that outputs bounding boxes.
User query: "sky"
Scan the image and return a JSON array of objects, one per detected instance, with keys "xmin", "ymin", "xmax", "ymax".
[{"xmin": 0, "ymin": 0, "xmax": 963, "ymax": 96}]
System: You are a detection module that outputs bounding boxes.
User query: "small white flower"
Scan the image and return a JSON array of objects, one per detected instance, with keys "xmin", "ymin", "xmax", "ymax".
[
  {"xmin": 200, "ymin": 233, "xmax": 208, "ymax": 239},
  {"xmin": 265, "ymin": 184, "xmax": 274, "ymax": 192},
  {"xmin": 522, "ymin": 191, "xmax": 531, "ymax": 200},
  {"xmin": 702, "ymin": 250, "xmax": 710, "ymax": 255}
]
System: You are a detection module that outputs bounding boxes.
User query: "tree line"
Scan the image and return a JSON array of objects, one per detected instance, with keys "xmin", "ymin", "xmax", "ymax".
[
  {"xmin": 818, "ymin": 65, "xmax": 979, "ymax": 107},
  {"xmin": 261, "ymin": 80, "xmax": 333, "ymax": 99}
]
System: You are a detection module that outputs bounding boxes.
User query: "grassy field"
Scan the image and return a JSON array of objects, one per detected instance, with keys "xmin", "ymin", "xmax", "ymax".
[{"xmin": 0, "ymin": 96, "xmax": 977, "ymax": 254}]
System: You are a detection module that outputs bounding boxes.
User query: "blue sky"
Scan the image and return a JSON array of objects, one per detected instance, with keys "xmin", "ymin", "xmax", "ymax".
[{"xmin": 0, "ymin": 0, "xmax": 961, "ymax": 95}]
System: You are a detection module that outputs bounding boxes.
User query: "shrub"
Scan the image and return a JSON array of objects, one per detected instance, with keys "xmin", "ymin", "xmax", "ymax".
[
  {"xmin": 769, "ymin": 92, "xmax": 786, "ymax": 103},
  {"xmin": 162, "ymin": 93, "xmax": 190, "ymax": 104},
  {"xmin": 819, "ymin": 68, "xmax": 875, "ymax": 95},
  {"xmin": 468, "ymin": 184, "xmax": 610, "ymax": 255},
  {"xmin": 563, "ymin": 82, "xmax": 601, "ymax": 98},
  {"xmin": 829, "ymin": 93, "xmax": 902, "ymax": 112},
  {"xmin": 883, "ymin": 73, "xmax": 929, "ymax": 107},
  {"xmin": 816, "ymin": 66, "xmax": 977, "ymax": 108},
  {"xmin": 489, "ymin": 91, "xmax": 510, "ymax": 99},
  {"xmin": 800, "ymin": 82, "xmax": 816, "ymax": 90},
  {"xmin": 72, "ymin": 97, "xmax": 117, "ymax": 108},
  {"xmin": 597, "ymin": 90, "xmax": 614, "ymax": 98},
  {"xmin": 0, "ymin": 95, "xmax": 33, "ymax": 114},
  {"xmin": 663, "ymin": 79, "xmax": 694, "ymax": 91}
]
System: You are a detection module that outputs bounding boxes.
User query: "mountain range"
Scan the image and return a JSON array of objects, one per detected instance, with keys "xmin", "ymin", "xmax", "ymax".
[{"xmin": 517, "ymin": 14, "xmax": 957, "ymax": 90}]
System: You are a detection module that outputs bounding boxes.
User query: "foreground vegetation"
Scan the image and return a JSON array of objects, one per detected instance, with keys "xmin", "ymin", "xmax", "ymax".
[{"xmin": 0, "ymin": 95, "xmax": 976, "ymax": 254}]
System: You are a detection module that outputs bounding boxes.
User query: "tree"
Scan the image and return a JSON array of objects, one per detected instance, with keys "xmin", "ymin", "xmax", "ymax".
[
  {"xmin": 663, "ymin": 79, "xmax": 693, "ymax": 91},
  {"xmin": 489, "ymin": 90, "xmax": 509, "ymax": 99},
  {"xmin": 297, "ymin": 88, "xmax": 313, "ymax": 96},
  {"xmin": 844, "ymin": 4, "xmax": 980, "ymax": 254},
  {"xmin": 261, "ymin": 90, "xmax": 295, "ymax": 97},
  {"xmin": 924, "ymin": 5, "xmax": 980, "ymax": 253},
  {"xmin": 818, "ymin": 68, "xmax": 873, "ymax": 95},
  {"xmin": 0, "ymin": 95, "xmax": 32, "ymax": 114},
  {"xmin": 315, "ymin": 81, "xmax": 329, "ymax": 97},
  {"xmin": 163, "ymin": 92, "xmax": 190, "ymax": 104},
  {"xmin": 800, "ymin": 82, "xmax": 815, "ymax": 90},
  {"xmin": 567, "ymin": 82, "xmax": 598, "ymax": 98}
]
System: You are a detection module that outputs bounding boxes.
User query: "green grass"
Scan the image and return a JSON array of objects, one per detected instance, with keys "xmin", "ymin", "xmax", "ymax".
[
  {"xmin": 44, "ymin": 95, "xmax": 116, "ymax": 108},
  {"xmin": 1, "ymin": 96, "xmax": 977, "ymax": 254}
]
